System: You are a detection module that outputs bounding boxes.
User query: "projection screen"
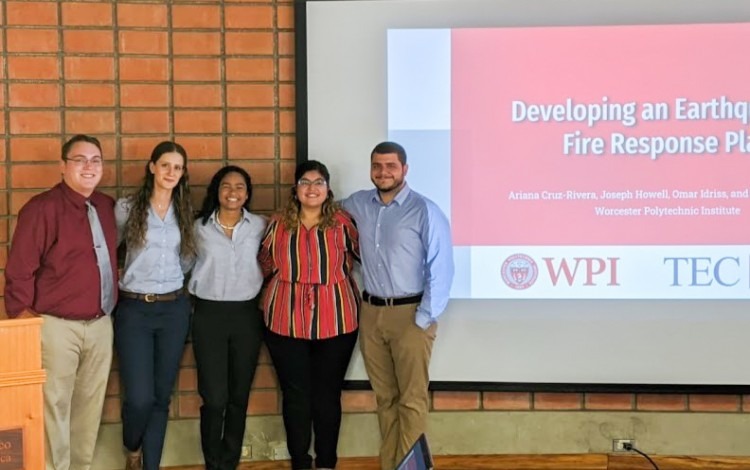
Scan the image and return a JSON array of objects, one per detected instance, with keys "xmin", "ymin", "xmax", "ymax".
[{"xmin": 296, "ymin": 0, "xmax": 750, "ymax": 389}]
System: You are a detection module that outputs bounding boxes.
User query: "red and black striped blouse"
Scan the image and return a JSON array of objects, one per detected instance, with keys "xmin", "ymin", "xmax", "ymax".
[{"xmin": 258, "ymin": 210, "xmax": 360, "ymax": 340}]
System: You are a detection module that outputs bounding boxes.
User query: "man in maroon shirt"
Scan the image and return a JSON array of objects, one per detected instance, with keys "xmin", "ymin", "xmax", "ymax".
[{"xmin": 4, "ymin": 134, "xmax": 118, "ymax": 470}]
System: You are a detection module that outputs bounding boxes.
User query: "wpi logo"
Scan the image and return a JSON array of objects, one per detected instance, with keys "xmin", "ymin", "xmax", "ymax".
[{"xmin": 501, "ymin": 254, "xmax": 538, "ymax": 289}]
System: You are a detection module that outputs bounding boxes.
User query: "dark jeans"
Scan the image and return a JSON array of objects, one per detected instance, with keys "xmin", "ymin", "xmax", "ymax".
[
  {"xmin": 265, "ymin": 329, "xmax": 358, "ymax": 470},
  {"xmin": 192, "ymin": 297, "xmax": 265, "ymax": 470},
  {"xmin": 114, "ymin": 294, "xmax": 191, "ymax": 470}
]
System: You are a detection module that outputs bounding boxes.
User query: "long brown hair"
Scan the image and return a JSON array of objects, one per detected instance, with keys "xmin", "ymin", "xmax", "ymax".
[
  {"xmin": 280, "ymin": 160, "xmax": 339, "ymax": 231},
  {"xmin": 123, "ymin": 141, "xmax": 196, "ymax": 257}
]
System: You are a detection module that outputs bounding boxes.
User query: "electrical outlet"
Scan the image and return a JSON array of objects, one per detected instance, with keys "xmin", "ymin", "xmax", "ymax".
[
  {"xmin": 612, "ymin": 438, "xmax": 635, "ymax": 452},
  {"xmin": 240, "ymin": 445, "xmax": 252, "ymax": 459}
]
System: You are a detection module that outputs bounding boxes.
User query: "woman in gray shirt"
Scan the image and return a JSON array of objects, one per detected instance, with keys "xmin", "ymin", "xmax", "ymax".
[
  {"xmin": 189, "ymin": 166, "xmax": 267, "ymax": 470},
  {"xmin": 115, "ymin": 141, "xmax": 196, "ymax": 470}
]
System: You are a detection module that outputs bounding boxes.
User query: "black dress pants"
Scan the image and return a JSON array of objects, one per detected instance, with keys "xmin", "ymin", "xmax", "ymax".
[
  {"xmin": 265, "ymin": 329, "xmax": 358, "ymax": 470},
  {"xmin": 116, "ymin": 294, "xmax": 191, "ymax": 470},
  {"xmin": 192, "ymin": 297, "xmax": 265, "ymax": 470}
]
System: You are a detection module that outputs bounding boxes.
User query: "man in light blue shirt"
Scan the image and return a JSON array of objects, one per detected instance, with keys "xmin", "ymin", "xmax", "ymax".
[{"xmin": 342, "ymin": 141, "xmax": 454, "ymax": 470}]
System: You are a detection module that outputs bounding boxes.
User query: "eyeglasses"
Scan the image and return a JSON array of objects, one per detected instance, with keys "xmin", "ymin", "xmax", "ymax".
[
  {"xmin": 64, "ymin": 156, "xmax": 103, "ymax": 167},
  {"xmin": 297, "ymin": 178, "xmax": 327, "ymax": 187}
]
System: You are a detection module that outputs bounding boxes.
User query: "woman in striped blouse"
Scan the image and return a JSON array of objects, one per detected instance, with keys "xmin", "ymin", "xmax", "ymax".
[{"xmin": 258, "ymin": 160, "xmax": 359, "ymax": 470}]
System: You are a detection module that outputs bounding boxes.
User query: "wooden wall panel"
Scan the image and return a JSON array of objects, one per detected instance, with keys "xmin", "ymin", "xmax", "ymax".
[{"xmin": 0, "ymin": 318, "xmax": 45, "ymax": 470}]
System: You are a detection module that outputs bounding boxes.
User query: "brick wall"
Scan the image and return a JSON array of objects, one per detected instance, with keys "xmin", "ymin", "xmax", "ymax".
[
  {"xmin": 0, "ymin": 0, "xmax": 295, "ymax": 420},
  {"xmin": 1, "ymin": 0, "xmax": 748, "ymax": 433}
]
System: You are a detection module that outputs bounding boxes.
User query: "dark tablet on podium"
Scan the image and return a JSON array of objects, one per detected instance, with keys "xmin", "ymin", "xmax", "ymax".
[{"xmin": 393, "ymin": 433, "xmax": 433, "ymax": 470}]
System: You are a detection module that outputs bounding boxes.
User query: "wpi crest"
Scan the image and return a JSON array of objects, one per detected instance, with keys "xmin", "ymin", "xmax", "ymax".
[{"xmin": 501, "ymin": 254, "xmax": 538, "ymax": 290}]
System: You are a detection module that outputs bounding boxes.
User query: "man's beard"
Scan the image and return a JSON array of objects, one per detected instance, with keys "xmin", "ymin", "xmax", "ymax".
[{"xmin": 373, "ymin": 177, "xmax": 403, "ymax": 193}]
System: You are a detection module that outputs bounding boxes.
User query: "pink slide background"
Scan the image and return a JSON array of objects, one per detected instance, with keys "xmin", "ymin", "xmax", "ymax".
[{"xmin": 451, "ymin": 24, "xmax": 750, "ymax": 246}]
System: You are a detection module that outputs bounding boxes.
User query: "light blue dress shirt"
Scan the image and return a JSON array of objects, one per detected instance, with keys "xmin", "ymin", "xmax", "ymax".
[
  {"xmin": 343, "ymin": 183, "xmax": 454, "ymax": 329},
  {"xmin": 115, "ymin": 198, "xmax": 185, "ymax": 294},
  {"xmin": 188, "ymin": 210, "xmax": 267, "ymax": 301}
]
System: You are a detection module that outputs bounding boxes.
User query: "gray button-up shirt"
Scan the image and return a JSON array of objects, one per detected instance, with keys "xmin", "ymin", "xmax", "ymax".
[
  {"xmin": 116, "ymin": 197, "xmax": 185, "ymax": 294},
  {"xmin": 188, "ymin": 209, "xmax": 267, "ymax": 301}
]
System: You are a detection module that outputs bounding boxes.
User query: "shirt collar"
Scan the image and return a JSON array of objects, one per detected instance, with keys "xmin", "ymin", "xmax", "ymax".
[
  {"xmin": 59, "ymin": 181, "xmax": 92, "ymax": 209},
  {"xmin": 210, "ymin": 208, "xmax": 251, "ymax": 225},
  {"xmin": 241, "ymin": 208, "xmax": 253, "ymax": 222},
  {"xmin": 370, "ymin": 182, "xmax": 411, "ymax": 206}
]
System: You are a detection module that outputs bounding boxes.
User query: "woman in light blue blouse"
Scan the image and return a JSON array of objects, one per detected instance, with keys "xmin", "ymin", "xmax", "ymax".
[
  {"xmin": 188, "ymin": 166, "xmax": 267, "ymax": 470},
  {"xmin": 115, "ymin": 141, "xmax": 196, "ymax": 470}
]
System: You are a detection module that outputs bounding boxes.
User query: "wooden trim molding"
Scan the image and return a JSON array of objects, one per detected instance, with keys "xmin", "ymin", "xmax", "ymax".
[{"xmin": 170, "ymin": 454, "xmax": 750, "ymax": 469}]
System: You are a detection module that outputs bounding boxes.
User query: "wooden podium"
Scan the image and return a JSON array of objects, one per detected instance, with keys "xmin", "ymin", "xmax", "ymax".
[{"xmin": 0, "ymin": 318, "xmax": 46, "ymax": 470}]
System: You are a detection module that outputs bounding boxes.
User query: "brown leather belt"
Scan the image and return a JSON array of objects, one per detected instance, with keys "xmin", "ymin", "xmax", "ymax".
[
  {"xmin": 119, "ymin": 288, "xmax": 184, "ymax": 303},
  {"xmin": 363, "ymin": 291, "xmax": 423, "ymax": 307}
]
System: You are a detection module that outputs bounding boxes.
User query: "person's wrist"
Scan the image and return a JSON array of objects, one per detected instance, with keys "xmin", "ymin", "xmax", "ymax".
[{"xmin": 415, "ymin": 310, "xmax": 432, "ymax": 330}]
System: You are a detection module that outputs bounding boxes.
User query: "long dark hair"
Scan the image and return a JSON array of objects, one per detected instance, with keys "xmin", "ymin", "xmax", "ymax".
[
  {"xmin": 280, "ymin": 160, "xmax": 339, "ymax": 231},
  {"xmin": 123, "ymin": 141, "xmax": 196, "ymax": 257},
  {"xmin": 197, "ymin": 165, "xmax": 253, "ymax": 225}
]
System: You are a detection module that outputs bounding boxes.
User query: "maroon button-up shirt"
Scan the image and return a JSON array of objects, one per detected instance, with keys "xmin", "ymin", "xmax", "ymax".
[{"xmin": 4, "ymin": 182, "xmax": 119, "ymax": 320}]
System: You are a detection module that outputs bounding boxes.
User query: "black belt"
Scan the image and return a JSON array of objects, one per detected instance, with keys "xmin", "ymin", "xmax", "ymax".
[
  {"xmin": 363, "ymin": 291, "xmax": 423, "ymax": 307},
  {"xmin": 119, "ymin": 288, "xmax": 184, "ymax": 303}
]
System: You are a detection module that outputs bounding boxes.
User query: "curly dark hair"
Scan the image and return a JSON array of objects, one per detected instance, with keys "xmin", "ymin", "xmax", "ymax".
[
  {"xmin": 197, "ymin": 165, "xmax": 253, "ymax": 225},
  {"xmin": 280, "ymin": 160, "xmax": 339, "ymax": 231},
  {"xmin": 123, "ymin": 141, "xmax": 196, "ymax": 257}
]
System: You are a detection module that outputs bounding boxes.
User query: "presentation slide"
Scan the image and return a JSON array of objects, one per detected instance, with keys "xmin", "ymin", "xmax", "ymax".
[
  {"xmin": 301, "ymin": 0, "xmax": 750, "ymax": 386},
  {"xmin": 388, "ymin": 24, "xmax": 750, "ymax": 300}
]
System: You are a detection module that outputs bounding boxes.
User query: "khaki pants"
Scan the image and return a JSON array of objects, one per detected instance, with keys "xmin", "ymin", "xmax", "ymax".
[
  {"xmin": 41, "ymin": 315, "xmax": 113, "ymax": 470},
  {"xmin": 359, "ymin": 302, "xmax": 437, "ymax": 470}
]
